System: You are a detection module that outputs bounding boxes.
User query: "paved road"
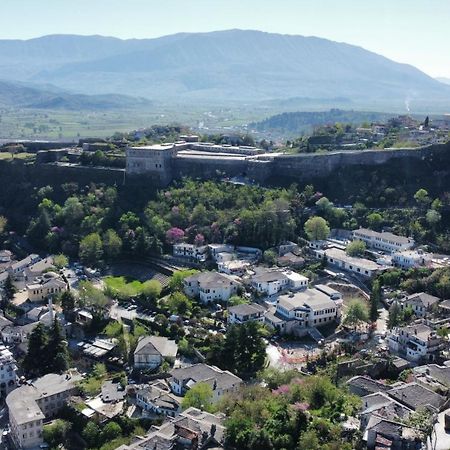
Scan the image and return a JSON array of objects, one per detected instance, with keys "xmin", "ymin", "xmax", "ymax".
[{"xmin": 0, "ymin": 405, "xmax": 9, "ymax": 450}]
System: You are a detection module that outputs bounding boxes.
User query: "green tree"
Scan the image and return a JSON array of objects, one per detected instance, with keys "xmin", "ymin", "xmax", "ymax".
[
  {"xmin": 79, "ymin": 281, "xmax": 108, "ymax": 315},
  {"xmin": 23, "ymin": 323, "xmax": 48, "ymax": 377},
  {"xmin": 366, "ymin": 212, "xmax": 383, "ymax": 231},
  {"xmin": 101, "ymin": 421, "xmax": 122, "ymax": 442},
  {"xmin": 414, "ymin": 188, "xmax": 430, "ymax": 208},
  {"xmin": 43, "ymin": 419, "xmax": 71, "ymax": 449},
  {"xmin": 1, "ymin": 274, "xmax": 16, "ymax": 309},
  {"xmin": 169, "ymin": 269, "xmax": 198, "ymax": 291},
  {"xmin": 263, "ymin": 249, "xmax": 278, "ymax": 266},
  {"xmin": 228, "ymin": 295, "xmax": 249, "ymax": 306},
  {"xmin": 82, "ymin": 422, "xmax": 101, "ymax": 448},
  {"xmin": 388, "ymin": 302, "xmax": 401, "ymax": 329},
  {"xmin": 297, "ymin": 430, "xmax": 320, "ymax": 450},
  {"xmin": 370, "ymin": 280, "xmax": 381, "ymax": 322},
  {"xmin": 53, "ymin": 254, "xmax": 69, "ymax": 269},
  {"xmin": 79, "ymin": 232, "xmax": 103, "ymax": 266},
  {"xmin": 219, "ymin": 322, "xmax": 266, "ymax": 379},
  {"xmin": 141, "ymin": 280, "xmax": 162, "ymax": 302},
  {"xmin": 46, "ymin": 319, "xmax": 70, "ymax": 373},
  {"xmin": 103, "ymin": 229, "xmax": 123, "ymax": 260},
  {"xmin": 60, "ymin": 290, "xmax": 76, "ymax": 319},
  {"xmin": 0, "ymin": 216, "xmax": 7, "ymax": 234},
  {"xmin": 182, "ymin": 382, "xmax": 214, "ymax": 411},
  {"xmin": 345, "ymin": 240, "xmax": 366, "ymax": 257},
  {"xmin": 344, "ymin": 299, "xmax": 369, "ymax": 329},
  {"xmin": 426, "ymin": 209, "xmax": 441, "ymax": 228},
  {"xmin": 304, "ymin": 216, "xmax": 330, "ymax": 241},
  {"xmin": 167, "ymin": 291, "xmax": 193, "ymax": 316}
]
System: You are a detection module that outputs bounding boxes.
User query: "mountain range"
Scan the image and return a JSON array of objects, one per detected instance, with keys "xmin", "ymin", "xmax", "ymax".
[
  {"xmin": 0, "ymin": 79, "xmax": 152, "ymax": 110},
  {"xmin": 0, "ymin": 30, "xmax": 449, "ymax": 112}
]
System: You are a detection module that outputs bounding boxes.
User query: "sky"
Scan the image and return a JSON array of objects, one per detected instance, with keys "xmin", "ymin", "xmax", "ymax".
[{"xmin": 1, "ymin": 0, "xmax": 449, "ymax": 78}]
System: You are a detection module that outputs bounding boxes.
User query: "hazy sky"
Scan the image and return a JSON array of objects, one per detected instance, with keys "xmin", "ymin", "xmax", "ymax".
[{"xmin": 1, "ymin": 0, "xmax": 449, "ymax": 77}]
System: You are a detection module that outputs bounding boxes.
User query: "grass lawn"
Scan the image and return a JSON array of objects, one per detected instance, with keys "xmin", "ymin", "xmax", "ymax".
[
  {"xmin": 104, "ymin": 276, "xmax": 144, "ymax": 297},
  {"xmin": 0, "ymin": 152, "xmax": 35, "ymax": 160}
]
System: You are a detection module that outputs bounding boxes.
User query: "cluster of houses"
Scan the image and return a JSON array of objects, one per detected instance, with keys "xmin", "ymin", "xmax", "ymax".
[
  {"xmin": 311, "ymin": 227, "xmax": 449, "ymax": 277},
  {"xmin": 348, "ymin": 364, "xmax": 450, "ymax": 449}
]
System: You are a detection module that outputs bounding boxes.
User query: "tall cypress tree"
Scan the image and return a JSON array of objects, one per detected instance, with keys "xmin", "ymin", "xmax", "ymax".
[
  {"xmin": 46, "ymin": 319, "xmax": 70, "ymax": 374},
  {"xmin": 23, "ymin": 323, "xmax": 48, "ymax": 378},
  {"xmin": 370, "ymin": 280, "xmax": 381, "ymax": 322}
]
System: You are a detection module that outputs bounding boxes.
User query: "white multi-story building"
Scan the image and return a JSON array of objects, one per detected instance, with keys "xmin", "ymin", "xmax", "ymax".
[
  {"xmin": 0, "ymin": 345, "xmax": 18, "ymax": 397},
  {"xmin": 265, "ymin": 288, "xmax": 342, "ymax": 334},
  {"xmin": 397, "ymin": 292, "xmax": 440, "ymax": 318},
  {"xmin": 173, "ymin": 243, "xmax": 208, "ymax": 262},
  {"xmin": 388, "ymin": 323, "xmax": 445, "ymax": 363},
  {"xmin": 8, "ymin": 254, "xmax": 40, "ymax": 279},
  {"xmin": 251, "ymin": 271, "xmax": 289, "ymax": 296},
  {"xmin": 6, "ymin": 371, "xmax": 82, "ymax": 449},
  {"xmin": 228, "ymin": 303, "xmax": 266, "ymax": 325},
  {"xmin": 184, "ymin": 272, "xmax": 240, "ymax": 304},
  {"xmin": 315, "ymin": 247, "xmax": 385, "ymax": 278},
  {"xmin": 352, "ymin": 228, "xmax": 414, "ymax": 254},
  {"xmin": 392, "ymin": 250, "xmax": 430, "ymax": 269}
]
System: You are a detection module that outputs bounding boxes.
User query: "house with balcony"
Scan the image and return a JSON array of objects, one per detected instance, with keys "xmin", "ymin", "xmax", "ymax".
[
  {"xmin": 388, "ymin": 322, "xmax": 445, "ymax": 363},
  {"xmin": 264, "ymin": 288, "xmax": 342, "ymax": 335},
  {"xmin": 228, "ymin": 303, "xmax": 266, "ymax": 325},
  {"xmin": 173, "ymin": 243, "xmax": 208, "ymax": 262},
  {"xmin": 0, "ymin": 345, "xmax": 18, "ymax": 398}
]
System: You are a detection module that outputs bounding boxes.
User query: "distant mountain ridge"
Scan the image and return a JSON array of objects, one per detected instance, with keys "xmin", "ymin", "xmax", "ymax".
[
  {"xmin": 0, "ymin": 30, "xmax": 449, "ymax": 111},
  {"xmin": 0, "ymin": 80, "xmax": 152, "ymax": 110}
]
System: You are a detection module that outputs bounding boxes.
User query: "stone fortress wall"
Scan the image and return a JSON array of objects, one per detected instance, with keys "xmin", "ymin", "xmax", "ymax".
[{"xmin": 126, "ymin": 141, "xmax": 450, "ymax": 186}]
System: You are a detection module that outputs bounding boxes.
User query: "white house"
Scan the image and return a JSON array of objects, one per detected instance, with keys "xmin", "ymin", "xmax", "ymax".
[
  {"xmin": 397, "ymin": 292, "xmax": 440, "ymax": 318},
  {"xmin": 133, "ymin": 336, "xmax": 178, "ymax": 370},
  {"xmin": 265, "ymin": 288, "xmax": 342, "ymax": 334},
  {"xmin": 173, "ymin": 243, "xmax": 208, "ymax": 262},
  {"xmin": 184, "ymin": 272, "xmax": 240, "ymax": 304},
  {"xmin": 316, "ymin": 247, "xmax": 385, "ymax": 278},
  {"xmin": 352, "ymin": 228, "xmax": 414, "ymax": 254},
  {"xmin": 283, "ymin": 271, "xmax": 309, "ymax": 290},
  {"xmin": 218, "ymin": 259, "xmax": 250, "ymax": 276},
  {"xmin": 8, "ymin": 254, "xmax": 40, "ymax": 279},
  {"xmin": 392, "ymin": 250, "xmax": 430, "ymax": 269},
  {"xmin": 388, "ymin": 323, "xmax": 445, "ymax": 363},
  {"xmin": 169, "ymin": 364, "xmax": 242, "ymax": 401},
  {"xmin": 251, "ymin": 271, "xmax": 289, "ymax": 296},
  {"xmin": 0, "ymin": 345, "xmax": 18, "ymax": 398},
  {"xmin": 136, "ymin": 381, "xmax": 181, "ymax": 417},
  {"xmin": 208, "ymin": 244, "xmax": 235, "ymax": 262},
  {"xmin": 228, "ymin": 303, "xmax": 266, "ymax": 325},
  {"xmin": 6, "ymin": 371, "xmax": 82, "ymax": 449}
]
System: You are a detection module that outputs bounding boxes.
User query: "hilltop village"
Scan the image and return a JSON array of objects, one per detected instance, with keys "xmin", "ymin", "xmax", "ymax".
[{"xmin": 0, "ymin": 114, "xmax": 448, "ymax": 449}]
